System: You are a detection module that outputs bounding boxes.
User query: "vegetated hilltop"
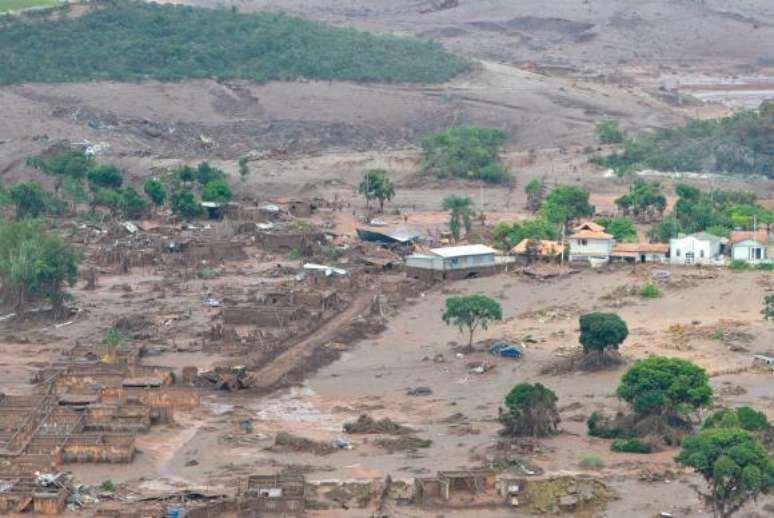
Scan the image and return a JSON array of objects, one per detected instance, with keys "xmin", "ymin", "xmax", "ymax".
[
  {"xmin": 0, "ymin": 0, "xmax": 59, "ymax": 13},
  {"xmin": 594, "ymin": 102, "xmax": 774, "ymax": 178},
  {"xmin": 0, "ymin": 1, "xmax": 468, "ymax": 84}
]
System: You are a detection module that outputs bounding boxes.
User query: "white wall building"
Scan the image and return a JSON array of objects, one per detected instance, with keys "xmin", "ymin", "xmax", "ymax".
[
  {"xmin": 669, "ymin": 232, "xmax": 724, "ymax": 265},
  {"xmin": 568, "ymin": 222, "xmax": 615, "ymax": 264},
  {"xmin": 731, "ymin": 230, "xmax": 769, "ymax": 263}
]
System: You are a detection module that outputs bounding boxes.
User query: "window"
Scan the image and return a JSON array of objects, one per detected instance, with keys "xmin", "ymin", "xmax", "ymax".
[
  {"xmin": 580, "ymin": 239, "xmax": 588, "ymax": 246},
  {"xmin": 676, "ymin": 248, "xmax": 681, "ymax": 257},
  {"xmin": 699, "ymin": 249, "xmax": 704, "ymax": 258}
]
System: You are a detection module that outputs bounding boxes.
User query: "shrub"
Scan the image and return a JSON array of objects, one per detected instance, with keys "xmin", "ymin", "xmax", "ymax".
[
  {"xmin": 610, "ymin": 438, "xmax": 653, "ymax": 454},
  {"xmin": 587, "ymin": 411, "xmax": 630, "ymax": 439},
  {"xmin": 729, "ymin": 259, "xmax": 750, "ymax": 271},
  {"xmin": 9, "ymin": 181, "xmax": 48, "ymax": 219},
  {"xmin": 144, "ymin": 178, "xmax": 166, "ymax": 207},
  {"xmin": 595, "ymin": 120, "xmax": 625, "ymax": 144},
  {"xmin": 0, "ymin": 2, "xmax": 467, "ymax": 84},
  {"xmin": 196, "ymin": 267, "xmax": 215, "ymax": 279},
  {"xmin": 98, "ymin": 480, "xmax": 115, "ymax": 492},
  {"xmin": 170, "ymin": 191, "xmax": 203, "ymax": 220},
  {"xmin": 756, "ymin": 262, "xmax": 773, "ymax": 271},
  {"xmin": 703, "ymin": 406, "xmax": 769, "ymax": 432},
  {"xmin": 640, "ymin": 282, "xmax": 662, "ymax": 299},
  {"xmin": 201, "ymin": 179, "xmax": 233, "ymax": 203},
  {"xmin": 104, "ymin": 327, "xmax": 128, "ymax": 347},
  {"xmin": 287, "ymin": 248, "xmax": 302, "ymax": 260},
  {"xmin": 87, "ymin": 165, "xmax": 123, "ymax": 191},
  {"xmin": 579, "ymin": 454, "xmax": 605, "ymax": 469},
  {"xmin": 420, "ymin": 127, "xmax": 509, "ymax": 183}
]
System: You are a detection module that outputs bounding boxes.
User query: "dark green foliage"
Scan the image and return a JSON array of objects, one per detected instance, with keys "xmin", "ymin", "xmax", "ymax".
[
  {"xmin": 593, "ymin": 216, "xmax": 637, "ymax": 242},
  {"xmin": 26, "ymin": 149, "xmax": 94, "ymax": 191},
  {"xmin": 764, "ymin": 294, "xmax": 774, "ymax": 322},
  {"xmin": 176, "ymin": 166, "xmax": 195, "ymax": 183},
  {"xmin": 539, "ymin": 185, "xmax": 593, "ymax": 224},
  {"xmin": 195, "ymin": 162, "xmax": 225, "ymax": 187},
  {"xmin": 614, "ymin": 179, "xmax": 666, "ymax": 221},
  {"xmin": 170, "ymin": 191, "xmax": 204, "ymax": 220},
  {"xmin": 729, "ymin": 259, "xmax": 750, "ymax": 271},
  {"xmin": 611, "ymin": 438, "xmax": 653, "ymax": 454},
  {"xmin": 143, "ymin": 178, "xmax": 166, "ymax": 207},
  {"xmin": 121, "ymin": 187, "xmax": 146, "ymax": 219},
  {"xmin": 593, "ymin": 102, "xmax": 774, "ymax": 178},
  {"xmin": 617, "ymin": 357, "xmax": 712, "ymax": 418},
  {"xmin": 9, "ymin": 181, "xmax": 47, "ymax": 219},
  {"xmin": 499, "ymin": 383, "xmax": 560, "ymax": 437},
  {"xmin": 595, "ymin": 120, "xmax": 625, "ymax": 144},
  {"xmin": 92, "ymin": 188, "xmax": 122, "ymax": 214},
  {"xmin": 238, "ymin": 157, "xmax": 250, "ymax": 182},
  {"xmin": 421, "ymin": 127, "xmax": 510, "ymax": 183},
  {"xmin": 587, "ymin": 411, "xmax": 630, "ymax": 439},
  {"xmin": 442, "ymin": 195, "xmax": 475, "ymax": 241},
  {"xmin": 442, "ymin": 294, "xmax": 502, "ymax": 351},
  {"xmin": 676, "ymin": 427, "xmax": 774, "ymax": 518},
  {"xmin": 358, "ymin": 169, "xmax": 395, "ymax": 212},
  {"xmin": 524, "ymin": 178, "xmax": 545, "ymax": 213},
  {"xmin": 201, "ymin": 179, "xmax": 233, "ymax": 203},
  {"xmin": 578, "ymin": 312, "xmax": 629, "ymax": 355},
  {"xmin": 87, "ymin": 164, "xmax": 123, "ymax": 191},
  {"xmin": 703, "ymin": 407, "xmax": 769, "ymax": 433},
  {"xmin": 640, "ymin": 282, "xmax": 662, "ymax": 299},
  {"xmin": 491, "ymin": 217, "xmax": 559, "ymax": 251},
  {"xmin": 0, "ymin": 1, "xmax": 467, "ymax": 84},
  {"xmin": 0, "ymin": 219, "xmax": 79, "ymax": 316}
]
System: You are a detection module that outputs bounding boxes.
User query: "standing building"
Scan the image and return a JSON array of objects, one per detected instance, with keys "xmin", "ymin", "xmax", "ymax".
[
  {"xmin": 568, "ymin": 222, "xmax": 615, "ymax": 265},
  {"xmin": 730, "ymin": 230, "xmax": 769, "ymax": 263},
  {"xmin": 405, "ymin": 244, "xmax": 513, "ymax": 281},
  {"xmin": 669, "ymin": 232, "xmax": 725, "ymax": 265}
]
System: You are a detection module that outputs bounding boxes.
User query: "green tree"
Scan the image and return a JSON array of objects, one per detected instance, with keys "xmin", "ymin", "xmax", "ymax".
[
  {"xmin": 92, "ymin": 188, "xmax": 122, "ymax": 216},
  {"xmin": 524, "ymin": 178, "xmax": 545, "ymax": 213},
  {"xmin": 26, "ymin": 149, "xmax": 94, "ymax": 193},
  {"xmin": 420, "ymin": 127, "xmax": 510, "ymax": 183},
  {"xmin": 9, "ymin": 182, "xmax": 47, "ymax": 219},
  {"xmin": 614, "ymin": 179, "xmax": 666, "ymax": 222},
  {"xmin": 491, "ymin": 217, "xmax": 559, "ymax": 251},
  {"xmin": 676, "ymin": 427, "xmax": 774, "ymax": 518},
  {"xmin": 358, "ymin": 169, "xmax": 396, "ymax": 212},
  {"xmin": 593, "ymin": 216, "xmax": 637, "ymax": 242},
  {"xmin": 143, "ymin": 178, "xmax": 166, "ymax": 208},
  {"xmin": 86, "ymin": 164, "xmax": 123, "ymax": 191},
  {"xmin": 499, "ymin": 383, "xmax": 560, "ymax": 437},
  {"xmin": 442, "ymin": 195, "xmax": 474, "ymax": 241},
  {"xmin": 171, "ymin": 190, "xmax": 204, "ymax": 220},
  {"xmin": 202, "ymin": 179, "xmax": 233, "ymax": 203},
  {"xmin": 703, "ymin": 407, "xmax": 769, "ymax": 433},
  {"xmin": 764, "ymin": 294, "xmax": 774, "ymax": 322},
  {"xmin": 442, "ymin": 294, "xmax": 502, "ymax": 352},
  {"xmin": 617, "ymin": 357, "xmax": 712, "ymax": 419},
  {"xmin": 121, "ymin": 187, "xmax": 147, "ymax": 219},
  {"xmin": 176, "ymin": 165, "xmax": 195, "ymax": 184},
  {"xmin": 196, "ymin": 162, "xmax": 225, "ymax": 186},
  {"xmin": 540, "ymin": 185, "xmax": 593, "ymax": 224},
  {"xmin": 0, "ymin": 220, "xmax": 79, "ymax": 317},
  {"xmin": 238, "ymin": 157, "xmax": 250, "ymax": 183},
  {"xmin": 595, "ymin": 120, "xmax": 625, "ymax": 144},
  {"xmin": 579, "ymin": 312, "xmax": 628, "ymax": 356}
]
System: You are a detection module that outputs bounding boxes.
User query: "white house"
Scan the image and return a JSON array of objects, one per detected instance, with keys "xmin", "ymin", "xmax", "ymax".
[
  {"xmin": 669, "ymin": 232, "xmax": 724, "ymax": 265},
  {"xmin": 730, "ymin": 230, "xmax": 769, "ymax": 263},
  {"xmin": 568, "ymin": 222, "xmax": 615, "ymax": 264}
]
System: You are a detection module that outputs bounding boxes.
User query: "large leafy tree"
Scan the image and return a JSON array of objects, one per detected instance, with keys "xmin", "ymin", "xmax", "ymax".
[
  {"xmin": 491, "ymin": 217, "xmax": 559, "ymax": 251},
  {"xmin": 26, "ymin": 149, "xmax": 94, "ymax": 193},
  {"xmin": 121, "ymin": 187, "xmax": 147, "ymax": 219},
  {"xmin": 442, "ymin": 195, "xmax": 474, "ymax": 241},
  {"xmin": 87, "ymin": 164, "xmax": 124, "ymax": 191},
  {"xmin": 499, "ymin": 383, "xmax": 560, "ymax": 437},
  {"xmin": 202, "ymin": 179, "xmax": 233, "ymax": 203},
  {"xmin": 593, "ymin": 216, "xmax": 637, "ymax": 242},
  {"xmin": 539, "ymin": 185, "xmax": 593, "ymax": 225},
  {"xmin": 703, "ymin": 407, "xmax": 770, "ymax": 434},
  {"xmin": 614, "ymin": 179, "xmax": 666, "ymax": 222},
  {"xmin": 0, "ymin": 220, "xmax": 79, "ymax": 318},
  {"xmin": 421, "ymin": 127, "xmax": 510, "ymax": 183},
  {"xmin": 676, "ymin": 427, "xmax": 774, "ymax": 518},
  {"xmin": 579, "ymin": 312, "xmax": 629, "ymax": 356},
  {"xmin": 358, "ymin": 169, "xmax": 395, "ymax": 212},
  {"xmin": 171, "ymin": 190, "xmax": 204, "ymax": 220},
  {"xmin": 617, "ymin": 357, "xmax": 712, "ymax": 420},
  {"xmin": 143, "ymin": 178, "xmax": 166, "ymax": 208},
  {"xmin": 524, "ymin": 178, "xmax": 545, "ymax": 213},
  {"xmin": 9, "ymin": 182, "xmax": 48, "ymax": 219},
  {"xmin": 442, "ymin": 294, "xmax": 502, "ymax": 352}
]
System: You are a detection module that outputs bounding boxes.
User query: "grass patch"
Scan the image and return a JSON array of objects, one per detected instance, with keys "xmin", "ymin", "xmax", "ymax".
[
  {"xmin": 729, "ymin": 259, "xmax": 750, "ymax": 271},
  {"xmin": 610, "ymin": 438, "xmax": 653, "ymax": 454},
  {"xmin": 579, "ymin": 454, "xmax": 605, "ymax": 469},
  {"xmin": 0, "ymin": 1, "xmax": 467, "ymax": 84},
  {"xmin": 639, "ymin": 282, "xmax": 662, "ymax": 299},
  {"xmin": 0, "ymin": 0, "xmax": 58, "ymax": 13}
]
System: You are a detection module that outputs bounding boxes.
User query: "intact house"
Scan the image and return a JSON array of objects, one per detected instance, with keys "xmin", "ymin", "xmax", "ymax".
[
  {"xmin": 568, "ymin": 222, "xmax": 615, "ymax": 264},
  {"xmin": 730, "ymin": 230, "xmax": 770, "ymax": 264},
  {"xmin": 405, "ymin": 244, "xmax": 514, "ymax": 281},
  {"xmin": 669, "ymin": 232, "xmax": 726, "ymax": 265},
  {"xmin": 611, "ymin": 242, "xmax": 669, "ymax": 263}
]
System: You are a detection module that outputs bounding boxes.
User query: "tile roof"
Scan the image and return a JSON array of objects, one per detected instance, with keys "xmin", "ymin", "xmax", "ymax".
[
  {"xmin": 730, "ymin": 229, "xmax": 768, "ymax": 244},
  {"xmin": 511, "ymin": 239, "xmax": 563, "ymax": 256},
  {"xmin": 570, "ymin": 229, "xmax": 614, "ymax": 240},
  {"xmin": 612, "ymin": 242, "xmax": 669, "ymax": 256},
  {"xmin": 573, "ymin": 221, "xmax": 605, "ymax": 232}
]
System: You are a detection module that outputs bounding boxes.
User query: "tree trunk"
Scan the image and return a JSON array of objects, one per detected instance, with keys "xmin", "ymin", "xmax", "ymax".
[
  {"xmin": 466, "ymin": 327, "xmax": 475, "ymax": 353},
  {"xmin": 379, "ymin": 198, "xmax": 384, "ymax": 213}
]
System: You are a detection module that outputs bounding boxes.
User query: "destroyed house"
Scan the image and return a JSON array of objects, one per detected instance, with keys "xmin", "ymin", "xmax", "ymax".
[{"xmin": 237, "ymin": 474, "xmax": 306, "ymax": 515}]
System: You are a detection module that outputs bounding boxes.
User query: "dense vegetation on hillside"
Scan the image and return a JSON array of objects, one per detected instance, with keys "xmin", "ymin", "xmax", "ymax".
[
  {"xmin": 0, "ymin": 0, "xmax": 59, "ymax": 12},
  {"xmin": 593, "ymin": 102, "xmax": 774, "ymax": 178},
  {"xmin": 0, "ymin": 1, "xmax": 467, "ymax": 84}
]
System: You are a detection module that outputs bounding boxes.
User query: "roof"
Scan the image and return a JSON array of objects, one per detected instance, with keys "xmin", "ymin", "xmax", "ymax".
[
  {"xmin": 612, "ymin": 242, "xmax": 669, "ymax": 256},
  {"xmin": 511, "ymin": 239, "xmax": 563, "ymax": 256},
  {"xmin": 569, "ymin": 229, "xmax": 614, "ymax": 240},
  {"xmin": 573, "ymin": 221, "xmax": 605, "ymax": 232},
  {"xmin": 675, "ymin": 232, "xmax": 724, "ymax": 243},
  {"xmin": 429, "ymin": 244, "xmax": 497, "ymax": 258},
  {"xmin": 730, "ymin": 229, "xmax": 768, "ymax": 244}
]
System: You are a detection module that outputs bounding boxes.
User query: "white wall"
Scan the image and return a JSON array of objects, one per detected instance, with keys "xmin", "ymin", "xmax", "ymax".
[
  {"xmin": 570, "ymin": 238, "xmax": 613, "ymax": 260},
  {"xmin": 733, "ymin": 240, "xmax": 767, "ymax": 262},
  {"xmin": 670, "ymin": 237, "xmax": 719, "ymax": 265}
]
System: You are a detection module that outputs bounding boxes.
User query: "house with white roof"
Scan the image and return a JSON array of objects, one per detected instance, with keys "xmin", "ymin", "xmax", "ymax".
[{"xmin": 405, "ymin": 244, "xmax": 514, "ymax": 281}]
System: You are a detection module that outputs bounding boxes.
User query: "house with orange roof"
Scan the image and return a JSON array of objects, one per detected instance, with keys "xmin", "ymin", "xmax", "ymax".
[
  {"xmin": 511, "ymin": 239, "xmax": 563, "ymax": 264},
  {"xmin": 610, "ymin": 242, "xmax": 670, "ymax": 263},
  {"xmin": 730, "ymin": 229, "xmax": 770, "ymax": 263},
  {"xmin": 568, "ymin": 221, "xmax": 615, "ymax": 264}
]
